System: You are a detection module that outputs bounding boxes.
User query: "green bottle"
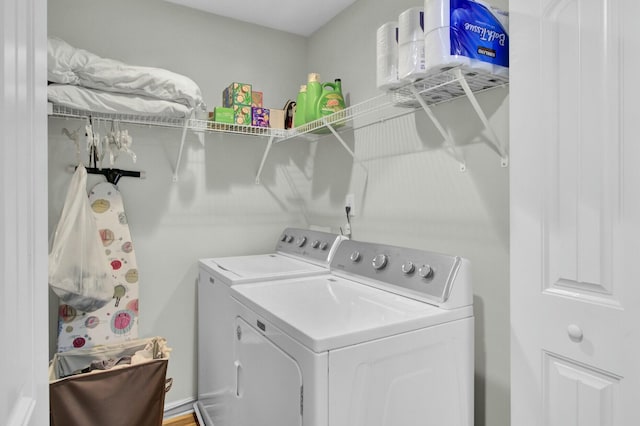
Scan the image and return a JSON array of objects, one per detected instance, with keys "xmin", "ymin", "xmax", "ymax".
[
  {"xmin": 318, "ymin": 78, "xmax": 346, "ymax": 117},
  {"xmin": 293, "ymin": 84, "xmax": 307, "ymax": 128},
  {"xmin": 305, "ymin": 73, "xmax": 322, "ymax": 123},
  {"xmin": 327, "ymin": 78, "xmax": 347, "ymax": 128},
  {"xmin": 311, "ymin": 78, "xmax": 346, "ymax": 133}
]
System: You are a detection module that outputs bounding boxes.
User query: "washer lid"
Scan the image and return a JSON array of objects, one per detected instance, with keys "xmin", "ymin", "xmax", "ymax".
[
  {"xmin": 199, "ymin": 254, "xmax": 328, "ymax": 285},
  {"xmin": 231, "ymin": 275, "xmax": 473, "ymax": 352}
]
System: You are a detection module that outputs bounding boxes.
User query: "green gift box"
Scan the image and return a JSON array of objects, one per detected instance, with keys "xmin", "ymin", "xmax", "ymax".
[
  {"xmin": 223, "ymin": 82, "xmax": 252, "ymax": 108},
  {"xmin": 213, "ymin": 107, "xmax": 235, "ymax": 124},
  {"xmin": 232, "ymin": 104, "xmax": 252, "ymax": 126}
]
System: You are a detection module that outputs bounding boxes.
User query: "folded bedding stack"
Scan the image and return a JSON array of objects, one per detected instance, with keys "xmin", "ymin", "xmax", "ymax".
[{"xmin": 47, "ymin": 37, "xmax": 205, "ymax": 118}]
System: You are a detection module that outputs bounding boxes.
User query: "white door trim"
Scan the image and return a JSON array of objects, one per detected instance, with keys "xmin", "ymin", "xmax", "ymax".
[{"xmin": 0, "ymin": 0, "xmax": 48, "ymax": 424}]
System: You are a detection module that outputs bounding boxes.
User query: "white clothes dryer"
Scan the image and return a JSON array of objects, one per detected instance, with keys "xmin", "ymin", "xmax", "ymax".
[
  {"xmin": 195, "ymin": 228, "xmax": 345, "ymax": 426},
  {"xmin": 228, "ymin": 239, "xmax": 474, "ymax": 426}
]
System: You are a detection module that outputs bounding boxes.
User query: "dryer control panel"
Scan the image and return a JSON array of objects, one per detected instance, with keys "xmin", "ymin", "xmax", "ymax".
[
  {"xmin": 275, "ymin": 228, "xmax": 344, "ymax": 265},
  {"xmin": 330, "ymin": 240, "xmax": 472, "ymax": 308}
]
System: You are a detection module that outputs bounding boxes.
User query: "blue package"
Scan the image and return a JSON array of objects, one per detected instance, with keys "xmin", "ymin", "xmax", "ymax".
[{"xmin": 450, "ymin": 0, "xmax": 509, "ymax": 67}]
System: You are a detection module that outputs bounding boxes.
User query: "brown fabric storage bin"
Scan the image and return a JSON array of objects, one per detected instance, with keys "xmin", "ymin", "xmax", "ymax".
[
  {"xmin": 50, "ymin": 358, "xmax": 169, "ymax": 426},
  {"xmin": 49, "ymin": 337, "xmax": 172, "ymax": 426}
]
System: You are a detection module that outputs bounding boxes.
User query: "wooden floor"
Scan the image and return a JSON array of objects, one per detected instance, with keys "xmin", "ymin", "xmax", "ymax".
[{"xmin": 162, "ymin": 413, "xmax": 199, "ymax": 426}]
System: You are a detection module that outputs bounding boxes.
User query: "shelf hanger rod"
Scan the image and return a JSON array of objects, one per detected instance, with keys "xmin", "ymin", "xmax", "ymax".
[
  {"xmin": 172, "ymin": 117, "xmax": 190, "ymax": 182},
  {"xmin": 322, "ymin": 118, "xmax": 368, "ymax": 175},
  {"xmin": 455, "ymin": 69, "xmax": 508, "ymax": 167},
  {"xmin": 255, "ymin": 135, "xmax": 276, "ymax": 184},
  {"xmin": 408, "ymin": 85, "xmax": 467, "ymax": 172}
]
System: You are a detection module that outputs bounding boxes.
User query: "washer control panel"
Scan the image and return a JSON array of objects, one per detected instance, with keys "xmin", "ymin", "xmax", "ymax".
[
  {"xmin": 332, "ymin": 239, "xmax": 465, "ymax": 304},
  {"xmin": 275, "ymin": 228, "xmax": 343, "ymax": 264}
]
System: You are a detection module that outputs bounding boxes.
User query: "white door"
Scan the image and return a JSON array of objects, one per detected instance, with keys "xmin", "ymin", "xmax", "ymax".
[
  {"xmin": 511, "ymin": 0, "xmax": 640, "ymax": 425},
  {"xmin": 0, "ymin": 0, "xmax": 48, "ymax": 424},
  {"xmin": 233, "ymin": 318, "xmax": 303, "ymax": 426}
]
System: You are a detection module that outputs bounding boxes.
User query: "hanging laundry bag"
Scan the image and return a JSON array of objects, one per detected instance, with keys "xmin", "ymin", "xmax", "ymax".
[
  {"xmin": 48, "ymin": 164, "xmax": 114, "ymax": 312},
  {"xmin": 49, "ymin": 336, "xmax": 172, "ymax": 426}
]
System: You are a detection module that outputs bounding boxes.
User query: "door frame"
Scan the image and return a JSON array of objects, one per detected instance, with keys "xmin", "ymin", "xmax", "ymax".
[{"xmin": 0, "ymin": 0, "xmax": 49, "ymax": 423}]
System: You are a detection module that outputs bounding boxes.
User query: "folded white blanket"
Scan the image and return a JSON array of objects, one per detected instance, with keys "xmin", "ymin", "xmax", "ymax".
[
  {"xmin": 48, "ymin": 37, "xmax": 204, "ymax": 110},
  {"xmin": 48, "ymin": 84, "xmax": 192, "ymax": 118}
]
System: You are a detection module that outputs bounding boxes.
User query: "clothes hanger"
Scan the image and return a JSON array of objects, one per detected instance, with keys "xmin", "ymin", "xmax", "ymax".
[{"xmin": 67, "ymin": 116, "xmax": 144, "ymax": 185}]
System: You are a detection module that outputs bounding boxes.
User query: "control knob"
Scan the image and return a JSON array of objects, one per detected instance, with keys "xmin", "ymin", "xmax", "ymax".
[
  {"xmin": 296, "ymin": 236, "xmax": 307, "ymax": 247},
  {"xmin": 320, "ymin": 241, "xmax": 329, "ymax": 250},
  {"xmin": 372, "ymin": 254, "xmax": 388, "ymax": 270},
  {"xmin": 281, "ymin": 234, "xmax": 288, "ymax": 242},
  {"xmin": 287, "ymin": 235, "xmax": 294, "ymax": 243},
  {"xmin": 418, "ymin": 265, "xmax": 434, "ymax": 279},
  {"xmin": 401, "ymin": 261, "xmax": 415, "ymax": 275},
  {"xmin": 350, "ymin": 251, "xmax": 361, "ymax": 262},
  {"xmin": 311, "ymin": 240, "xmax": 320, "ymax": 249}
]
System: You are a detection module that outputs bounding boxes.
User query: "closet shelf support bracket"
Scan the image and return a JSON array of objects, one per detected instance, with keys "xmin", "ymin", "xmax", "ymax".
[
  {"xmin": 408, "ymin": 85, "xmax": 467, "ymax": 172},
  {"xmin": 322, "ymin": 119, "xmax": 369, "ymax": 175},
  {"xmin": 255, "ymin": 135, "xmax": 276, "ymax": 184},
  {"xmin": 455, "ymin": 69, "xmax": 508, "ymax": 168},
  {"xmin": 172, "ymin": 117, "xmax": 190, "ymax": 182}
]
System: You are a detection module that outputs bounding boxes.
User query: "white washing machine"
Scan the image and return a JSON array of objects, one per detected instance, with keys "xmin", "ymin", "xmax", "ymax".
[
  {"xmin": 195, "ymin": 228, "xmax": 345, "ymax": 426},
  {"xmin": 228, "ymin": 239, "xmax": 474, "ymax": 426}
]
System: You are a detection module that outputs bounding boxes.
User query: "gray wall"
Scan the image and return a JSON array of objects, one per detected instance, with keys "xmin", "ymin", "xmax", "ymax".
[{"xmin": 48, "ymin": 0, "xmax": 510, "ymax": 424}]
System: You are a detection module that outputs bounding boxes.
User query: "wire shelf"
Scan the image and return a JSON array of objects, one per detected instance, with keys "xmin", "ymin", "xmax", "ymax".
[
  {"xmin": 49, "ymin": 67, "xmax": 507, "ymax": 143},
  {"xmin": 50, "ymin": 104, "xmax": 187, "ymax": 128},
  {"xmin": 49, "ymin": 66, "xmax": 508, "ymax": 182},
  {"xmin": 186, "ymin": 117, "xmax": 289, "ymax": 138},
  {"xmin": 392, "ymin": 66, "xmax": 509, "ymax": 107},
  {"xmin": 49, "ymin": 104, "xmax": 289, "ymax": 138},
  {"xmin": 278, "ymin": 66, "xmax": 508, "ymax": 143}
]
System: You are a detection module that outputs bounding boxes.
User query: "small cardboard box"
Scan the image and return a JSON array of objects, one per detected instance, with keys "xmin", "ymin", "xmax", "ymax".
[
  {"xmin": 251, "ymin": 91, "xmax": 263, "ymax": 107},
  {"xmin": 213, "ymin": 107, "xmax": 235, "ymax": 124},
  {"xmin": 251, "ymin": 107, "xmax": 270, "ymax": 127},
  {"xmin": 233, "ymin": 104, "xmax": 252, "ymax": 126},
  {"xmin": 269, "ymin": 109, "xmax": 285, "ymax": 129},
  {"xmin": 223, "ymin": 82, "xmax": 252, "ymax": 107}
]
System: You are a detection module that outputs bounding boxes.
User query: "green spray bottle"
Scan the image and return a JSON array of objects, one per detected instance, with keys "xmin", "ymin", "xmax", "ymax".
[{"xmin": 293, "ymin": 84, "xmax": 307, "ymax": 128}]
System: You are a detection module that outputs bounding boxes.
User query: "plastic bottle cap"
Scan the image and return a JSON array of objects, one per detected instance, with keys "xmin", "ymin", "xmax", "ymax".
[{"xmin": 308, "ymin": 73, "xmax": 321, "ymax": 83}]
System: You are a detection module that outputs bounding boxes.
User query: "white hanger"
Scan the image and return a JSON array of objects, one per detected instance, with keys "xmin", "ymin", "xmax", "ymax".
[{"xmin": 62, "ymin": 126, "xmax": 82, "ymax": 164}]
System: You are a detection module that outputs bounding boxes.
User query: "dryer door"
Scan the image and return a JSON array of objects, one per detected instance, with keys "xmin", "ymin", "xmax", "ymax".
[{"xmin": 233, "ymin": 317, "xmax": 303, "ymax": 426}]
